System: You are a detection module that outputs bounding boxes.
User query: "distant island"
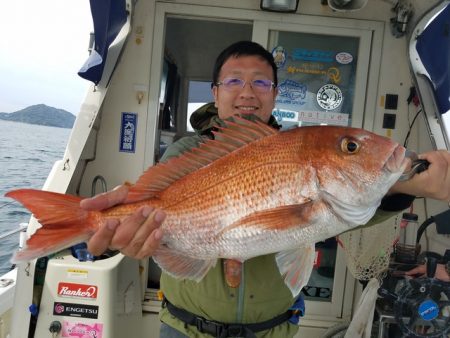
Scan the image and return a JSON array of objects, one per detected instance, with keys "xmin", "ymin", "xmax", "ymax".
[{"xmin": 0, "ymin": 104, "xmax": 75, "ymax": 129}]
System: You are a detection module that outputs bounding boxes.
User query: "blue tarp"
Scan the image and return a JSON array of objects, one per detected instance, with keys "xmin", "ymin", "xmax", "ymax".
[
  {"xmin": 78, "ymin": 0, "xmax": 127, "ymax": 85},
  {"xmin": 415, "ymin": 3, "xmax": 450, "ymax": 115}
]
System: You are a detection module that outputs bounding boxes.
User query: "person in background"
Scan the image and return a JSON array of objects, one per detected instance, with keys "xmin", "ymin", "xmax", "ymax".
[{"xmin": 81, "ymin": 41, "xmax": 450, "ymax": 337}]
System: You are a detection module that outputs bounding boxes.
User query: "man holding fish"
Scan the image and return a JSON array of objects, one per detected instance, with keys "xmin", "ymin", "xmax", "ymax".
[
  {"xmin": 7, "ymin": 41, "xmax": 450, "ymax": 338},
  {"xmin": 77, "ymin": 41, "xmax": 450, "ymax": 337}
]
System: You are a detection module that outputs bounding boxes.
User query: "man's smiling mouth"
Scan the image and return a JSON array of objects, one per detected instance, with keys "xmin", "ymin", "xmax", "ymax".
[{"xmin": 236, "ymin": 106, "xmax": 259, "ymax": 111}]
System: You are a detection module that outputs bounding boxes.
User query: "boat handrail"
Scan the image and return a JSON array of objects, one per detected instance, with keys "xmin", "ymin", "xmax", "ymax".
[
  {"xmin": 0, "ymin": 223, "xmax": 27, "ymax": 241},
  {"xmin": 91, "ymin": 175, "xmax": 108, "ymax": 196}
]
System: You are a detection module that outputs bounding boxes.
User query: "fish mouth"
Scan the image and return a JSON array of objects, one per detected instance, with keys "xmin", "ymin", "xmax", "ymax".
[{"xmin": 385, "ymin": 144, "xmax": 411, "ymax": 174}]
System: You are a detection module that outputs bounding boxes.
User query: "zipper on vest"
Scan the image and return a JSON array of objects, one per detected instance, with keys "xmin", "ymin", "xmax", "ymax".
[{"xmin": 236, "ymin": 263, "xmax": 245, "ymax": 322}]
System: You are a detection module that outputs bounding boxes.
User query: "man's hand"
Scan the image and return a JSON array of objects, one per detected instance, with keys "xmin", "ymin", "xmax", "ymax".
[
  {"xmin": 389, "ymin": 150, "xmax": 450, "ymax": 201},
  {"xmin": 405, "ymin": 263, "xmax": 450, "ymax": 282},
  {"xmin": 80, "ymin": 184, "xmax": 166, "ymax": 259}
]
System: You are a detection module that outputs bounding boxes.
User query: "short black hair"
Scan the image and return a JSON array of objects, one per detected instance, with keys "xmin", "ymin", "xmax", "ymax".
[{"xmin": 212, "ymin": 41, "xmax": 278, "ymax": 87}]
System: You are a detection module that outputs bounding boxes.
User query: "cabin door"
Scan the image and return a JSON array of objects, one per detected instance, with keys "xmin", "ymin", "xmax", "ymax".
[{"xmin": 254, "ymin": 19, "xmax": 383, "ymax": 321}]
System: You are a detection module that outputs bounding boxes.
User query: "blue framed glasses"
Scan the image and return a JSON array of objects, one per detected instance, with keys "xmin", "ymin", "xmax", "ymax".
[{"xmin": 215, "ymin": 78, "xmax": 275, "ymax": 93}]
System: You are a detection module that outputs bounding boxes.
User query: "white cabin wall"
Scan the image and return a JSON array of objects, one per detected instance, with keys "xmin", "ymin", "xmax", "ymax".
[{"xmin": 77, "ymin": 0, "xmax": 158, "ymax": 197}]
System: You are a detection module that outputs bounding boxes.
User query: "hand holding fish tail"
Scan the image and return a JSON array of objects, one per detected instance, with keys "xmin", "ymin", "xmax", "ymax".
[
  {"xmin": 80, "ymin": 184, "xmax": 130, "ymax": 210},
  {"xmin": 82, "ymin": 184, "xmax": 166, "ymax": 258},
  {"xmin": 389, "ymin": 150, "xmax": 450, "ymax": 200}
]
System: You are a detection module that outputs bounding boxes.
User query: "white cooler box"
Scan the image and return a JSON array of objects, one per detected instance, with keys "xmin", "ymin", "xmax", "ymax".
[{"xmin": 34, "ymin": 251, "xmax": 143, "ymax": 338}]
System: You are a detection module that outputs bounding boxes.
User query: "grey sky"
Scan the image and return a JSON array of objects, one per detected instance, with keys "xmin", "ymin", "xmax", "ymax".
[{"xmin": 0, "ymin": 1, "xmax": 93, "ymax": 115}]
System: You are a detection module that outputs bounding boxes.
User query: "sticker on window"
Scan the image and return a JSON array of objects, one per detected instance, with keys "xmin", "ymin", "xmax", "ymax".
[{"xmin": 316, "ymin": 84, "xmax": 343, "ymax": 111}]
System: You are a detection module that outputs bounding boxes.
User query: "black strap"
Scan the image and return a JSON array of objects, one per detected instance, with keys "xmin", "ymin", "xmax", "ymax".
[
  {"xmin": 379, "ymin": 193, "xmax": 415, "ymax": 212},
  {"xmin": 163, "ymin": 298, "xmax": 292, "ymax": 338}
]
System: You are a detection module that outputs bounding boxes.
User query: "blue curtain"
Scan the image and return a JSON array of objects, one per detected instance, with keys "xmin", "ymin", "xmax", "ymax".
[
  {"xmin": 78, "ymin": 0, "xmax": 127, "ymax": 84},
  {"xmin": 416, "ymin": 3, "xmax": 450, "ymax": 115}
]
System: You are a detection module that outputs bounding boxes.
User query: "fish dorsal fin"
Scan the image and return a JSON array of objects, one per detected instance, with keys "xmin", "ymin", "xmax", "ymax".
[
  {"xmin": 212, "ymin": 116, "xmax": 278, "ymax": 145},
  {"xmin": 126, "ymin": 116, "xmax": 278, "ymax": 203}
]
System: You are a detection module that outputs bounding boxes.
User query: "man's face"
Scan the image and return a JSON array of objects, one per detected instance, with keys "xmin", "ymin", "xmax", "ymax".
[{"xmin": 212, "ymin": 55, "xmax": 278, "ymax": 123}]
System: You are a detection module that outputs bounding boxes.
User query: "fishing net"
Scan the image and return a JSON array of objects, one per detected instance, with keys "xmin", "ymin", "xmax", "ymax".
[{"xmin": 337, "ymin": 215, "xmax": 400, "ymax": 281}]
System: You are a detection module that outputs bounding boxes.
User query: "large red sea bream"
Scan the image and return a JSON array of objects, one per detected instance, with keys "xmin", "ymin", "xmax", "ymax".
[{"xmin": 6, "ymin": 118, "xmax": 409, "ymax": 296}]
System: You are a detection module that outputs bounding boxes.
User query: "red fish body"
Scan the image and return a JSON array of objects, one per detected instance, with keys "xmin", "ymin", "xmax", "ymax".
[{"xmin": 6, "ymin": 118, "xmax": 409, "ymax": 296}]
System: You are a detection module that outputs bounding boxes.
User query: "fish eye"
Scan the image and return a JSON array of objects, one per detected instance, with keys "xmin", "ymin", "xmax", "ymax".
[{"xmin": 341, "ymin": 138, "xmax": 360, "ymax": 154}]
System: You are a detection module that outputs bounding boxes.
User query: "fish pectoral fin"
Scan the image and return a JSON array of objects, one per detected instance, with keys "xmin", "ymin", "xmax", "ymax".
[
  {"xmin": 224, "ymin": 202, "xmax": 315, "ymax": 232},
  {"xmin": 152, "ymin": 246, "xmax": 217, "ymax": 282},
  {"xmin": 276, "ymin": 245, "xmax": 315, "ymax": 297}
]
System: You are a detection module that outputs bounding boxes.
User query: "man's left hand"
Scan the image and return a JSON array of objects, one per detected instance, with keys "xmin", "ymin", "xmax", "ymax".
[{"xmin": 389, "ymin": 150, "xmax": 450, "ymax": 201}]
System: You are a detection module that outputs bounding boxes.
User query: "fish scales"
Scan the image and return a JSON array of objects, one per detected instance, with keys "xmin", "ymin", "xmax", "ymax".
[
  {"xmin": 159, "ymin": 165, "xmax": 309, "ymax": 257},
  {"xmin": 154, "ymin": 134, "xmax": 313, "ymax": 256}
]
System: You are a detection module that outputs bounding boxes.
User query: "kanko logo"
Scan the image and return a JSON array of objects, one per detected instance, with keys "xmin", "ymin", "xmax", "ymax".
[{"xmin": 58, "ymin": 282, "xmax": 98, "ymax": 299}]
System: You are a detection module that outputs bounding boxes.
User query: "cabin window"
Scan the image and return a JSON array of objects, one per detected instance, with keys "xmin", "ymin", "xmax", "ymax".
[
  {"xmin": 186, "ymin": 80, "xmax": 214, "ymax": 132},
  {"xmin": 161, "ymin": 16, "xmax": 252, "ymax": 137},
  {"xmin": 269, "ymin": 31, "xmax": 359, "ymax": 130},
  {"xmin": 159, "ymin": 57, "xmax": 180, "ymax": 132}
]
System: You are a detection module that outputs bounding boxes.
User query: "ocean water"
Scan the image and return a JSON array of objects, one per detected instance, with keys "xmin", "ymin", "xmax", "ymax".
[{"xmin": 0, "ymin": 120, "xmax": 70, "ymax": 276}]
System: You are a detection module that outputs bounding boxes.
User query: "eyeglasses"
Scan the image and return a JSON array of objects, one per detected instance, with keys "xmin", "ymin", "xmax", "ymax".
[{"xmin": 214, "ymin": 78, "xmax": 276, "ymax": 93}]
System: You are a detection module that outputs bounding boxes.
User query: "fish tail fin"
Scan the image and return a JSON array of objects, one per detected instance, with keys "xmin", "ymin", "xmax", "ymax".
[{"xmin": 5, "ymin": 189, "xmax": 98, "ymax": 263}]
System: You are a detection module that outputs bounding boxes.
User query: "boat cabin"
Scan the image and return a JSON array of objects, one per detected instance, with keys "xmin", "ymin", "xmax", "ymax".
[{"xmin": 1, "ymin": 0, "xmax": 449, "ymax": 337}]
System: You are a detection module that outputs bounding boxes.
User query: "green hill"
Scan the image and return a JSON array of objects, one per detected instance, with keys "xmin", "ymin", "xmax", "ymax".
[{"xmin": 0, "ymin": 104, "xmax": 75, "ymax": 129}]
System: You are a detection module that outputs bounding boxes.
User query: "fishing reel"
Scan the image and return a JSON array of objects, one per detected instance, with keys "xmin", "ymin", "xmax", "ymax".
[{"xmin": 378, "ymin": 253, "xmax": 450, "ymax": 337}]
